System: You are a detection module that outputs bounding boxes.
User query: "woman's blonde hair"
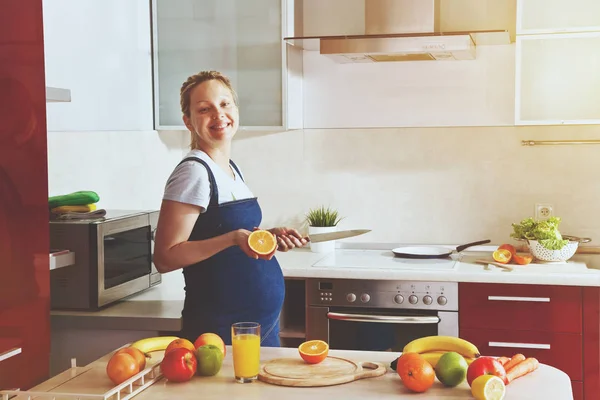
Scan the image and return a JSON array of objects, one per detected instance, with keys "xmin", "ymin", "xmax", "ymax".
[{"xmin": 180, "ymin": 71, "xmax": 238, "ymax": 149}]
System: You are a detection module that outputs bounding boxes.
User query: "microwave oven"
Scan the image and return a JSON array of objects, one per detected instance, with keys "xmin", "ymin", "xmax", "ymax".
[{"xmin": 49, "ymin": 210, "xmax": 161, "ymax": 310}]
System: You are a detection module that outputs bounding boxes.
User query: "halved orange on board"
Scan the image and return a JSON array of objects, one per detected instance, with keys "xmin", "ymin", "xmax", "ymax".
[
  {"xmin": 492, "ymin": 249, "xmax": 512, "ymax": 264},
  {"xmin": 498, "ymin": 244, "xmax": 516, "ymax": 257},
  {"xmin": 247, "ymin": 230, "xmax": 277, "ymax": 255},
  {"xmin": 298, "ymin": 340, "xmax": 329, "ymax": 364}
]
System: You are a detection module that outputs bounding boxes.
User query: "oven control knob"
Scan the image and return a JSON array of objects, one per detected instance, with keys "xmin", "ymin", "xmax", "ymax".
[
  {"xmin": 360, "ymin": 293, "xmax": 370, "ymax": 303},
  {"xmin": 408, "ymin": 295, "xmax": 418, "ymax": 304},
  {"xmin": 394, "ymin": 294, "xmax": 404, "ymax": 304},
  {"xmin": 423, "ymin": 295, "xmax": 433, "ymax": 305},
  {"xmin": 437, "ymin": 296, "xmax": 448, "ymax": 306},
  {"xmin": 346, "ymin": 293, "xmax": 357, "ymax": 303}
]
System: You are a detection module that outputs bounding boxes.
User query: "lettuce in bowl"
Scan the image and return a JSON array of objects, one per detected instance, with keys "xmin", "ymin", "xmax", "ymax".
[{"xmin": 510, "ymin": 217, "xmax": 569, "ymax": 250}]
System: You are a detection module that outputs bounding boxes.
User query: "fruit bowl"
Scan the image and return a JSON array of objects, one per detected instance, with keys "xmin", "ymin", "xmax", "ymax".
[{"xmin": 521, "ymin": 236, "xmax": 591, "ymax": 262}]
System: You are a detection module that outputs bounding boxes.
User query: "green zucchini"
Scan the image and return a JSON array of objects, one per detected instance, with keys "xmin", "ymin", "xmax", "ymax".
[{"xmin": 48, "ymin": 191, "xmax": 100, "ymax": 208}]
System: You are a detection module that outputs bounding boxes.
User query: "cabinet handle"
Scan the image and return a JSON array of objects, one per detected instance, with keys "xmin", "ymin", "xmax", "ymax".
[
  {"xmin": 488, "ymin": 296, "xmax": 550, "ymax": 303},
  {"xmin": 488, "ymin": 341, "xmax": 551, "ymax": 350},
  {"xmin": 0, "ymin": 347, "xmax": 22, "ymax": 362}
]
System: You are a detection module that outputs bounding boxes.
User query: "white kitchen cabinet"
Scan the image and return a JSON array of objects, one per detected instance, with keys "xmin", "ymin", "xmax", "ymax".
[
  {"xmin": 517, "ymin": 0, "xmax": 600, "ymax": 35},
  {"xmin": 152, "ymin": 0, "xmax": 300, "ymax": 131},
  {"xmin": 515, "ymin": 32, "xmax": 600, "ymax": 125},
  {"xmin": 42, "ymin": 0, "xmax": 154, "ymax": 132}
]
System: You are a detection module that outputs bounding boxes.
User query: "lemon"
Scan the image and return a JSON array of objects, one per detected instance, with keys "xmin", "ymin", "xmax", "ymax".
[{"xmin": 471, "ymin": 375, "xmax": 506, "ymax": 400}]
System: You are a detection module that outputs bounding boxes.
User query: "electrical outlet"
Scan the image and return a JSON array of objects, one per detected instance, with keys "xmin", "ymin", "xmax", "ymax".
[{"xmin": 535, "ymin": 204, "xmax": 554, "ymax": 220}]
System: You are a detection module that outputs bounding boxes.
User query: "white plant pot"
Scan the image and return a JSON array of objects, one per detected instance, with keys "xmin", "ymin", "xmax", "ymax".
[{"xmin": 309, "ymin": 226, "xmax": 337, "ymax": 254}]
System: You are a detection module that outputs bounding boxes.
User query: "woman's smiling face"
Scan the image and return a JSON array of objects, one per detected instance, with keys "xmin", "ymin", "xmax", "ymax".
[{"xmin": 184, "ymin": 79, "xmax": 239, "ymax": 146}]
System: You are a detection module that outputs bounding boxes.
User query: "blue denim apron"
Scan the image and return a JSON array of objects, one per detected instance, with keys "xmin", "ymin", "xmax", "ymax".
[{"xmin": 178, "ymin": 157, "xmax": 284, "ymax": 347}]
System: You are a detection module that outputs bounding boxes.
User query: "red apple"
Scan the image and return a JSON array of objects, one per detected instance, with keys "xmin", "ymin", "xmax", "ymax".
[
  {"xmin": 467, "ymin": 356, "xmax": 507, "ymax": 387},
  {"xmin": 161, "ymin": 347, "xmax": 197, "ymax": 383}
]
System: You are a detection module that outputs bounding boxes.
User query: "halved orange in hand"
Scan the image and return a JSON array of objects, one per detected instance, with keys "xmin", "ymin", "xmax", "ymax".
[
  {"xmin": 247, "ymin": 230, "xmax": 277, "ymax": 255},
  {"xmin": 298, "ymin": 340, "xmax": 329, "ymax": 364},
  {"xmin": 492, "ymin": 249, "xmax": 512, "ymax": 264}
]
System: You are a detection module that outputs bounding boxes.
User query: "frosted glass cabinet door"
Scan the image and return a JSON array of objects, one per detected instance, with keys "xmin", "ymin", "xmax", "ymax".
[
  {"xmin": 152, "ymin": 0, "xmax": 283, "ymax": 129},
  {"xmin": 517, "ymin": 0, "xmax": 600, "ymax": 34},
  {"xmin": 515, "ymin": 33, "xmax": 600, "ymax": 125}
]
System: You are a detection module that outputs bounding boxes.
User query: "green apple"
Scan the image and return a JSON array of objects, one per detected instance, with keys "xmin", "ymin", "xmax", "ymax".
[
  {"xmin": 195, "ymin": 344, "xmax": 224, "ymax": 376},
  {"xmin": 434, "ymin": 352, "xmax": 468, "ymax": 387}
]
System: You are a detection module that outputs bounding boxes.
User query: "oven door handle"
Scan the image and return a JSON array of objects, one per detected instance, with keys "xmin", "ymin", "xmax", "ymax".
[{"xmin": 327, "ymin": 312, "xmax": 440, "ymax": 324}]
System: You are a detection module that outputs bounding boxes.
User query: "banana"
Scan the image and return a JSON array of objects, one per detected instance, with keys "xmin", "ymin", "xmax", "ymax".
[
  {"xmin": 420, "ymin": 351, "xmax": 475, "ymax": 368},
  {"xmin": 130, "ymin": 336, "xmax": 180, "ymax": 353},
  {"xmin": 403, "ymin": 336, "xmax": 480, "ymax": 359}
]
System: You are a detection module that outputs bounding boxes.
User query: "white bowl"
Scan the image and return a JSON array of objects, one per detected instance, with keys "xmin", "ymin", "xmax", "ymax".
[{"xmin": 527, "ymin": 240, "xmax": 579, "ymax": 262}]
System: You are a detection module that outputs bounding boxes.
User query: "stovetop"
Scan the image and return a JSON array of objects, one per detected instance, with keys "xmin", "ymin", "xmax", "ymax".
[{"xmin": 312, "ymin": 249, "xmax": 458, "ymax": 270}]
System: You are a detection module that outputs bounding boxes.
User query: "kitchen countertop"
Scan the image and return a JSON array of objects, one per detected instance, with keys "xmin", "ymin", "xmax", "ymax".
[
  {"xmin": 19, "ymin": 346, "xmax": 573, "ymax": 400},
  {"xmin": 50, "ymin": 246, "xmax": 600, "ymax": 331}
]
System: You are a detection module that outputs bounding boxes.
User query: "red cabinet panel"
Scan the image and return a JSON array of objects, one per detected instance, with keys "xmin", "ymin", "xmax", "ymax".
[
  {"xmin": 583, "ymin": 287, "xmax": 600, "ymax": 400},
  {"xmin": 460, "ymin": 283, "xmax": 582, "ymax": 334},
  {"xmin": 572, "ymin": 381, "xmax": 583, "ymax": 400},
  {"xmin": 460, "ymin": 328, "xmax": 582, "ymax": 381},
  {"xmin": 0, "ymin": 0, "xmax": 50, "ymax": 390}
]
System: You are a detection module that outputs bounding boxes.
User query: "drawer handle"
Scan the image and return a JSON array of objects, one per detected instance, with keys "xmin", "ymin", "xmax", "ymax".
[
  {"xmin": 0, "ymin": 347, "xmax": 22, "ymax": 362},
  {"xmin": 488, "ymin": 341, "xmax": 551, "ymax": 350},
  {"xmin": 488, "ymin": 296, "xmax": 550, "ymax": 303}
]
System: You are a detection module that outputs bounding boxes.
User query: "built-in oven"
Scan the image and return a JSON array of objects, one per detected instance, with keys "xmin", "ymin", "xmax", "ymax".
[
  {"xmin": 306, "ymin": 279, "xmax": 458, "ymax": 352},
  {"xmin": 49, "ymin": 210, "xmax": 161, "ymax": 310}
]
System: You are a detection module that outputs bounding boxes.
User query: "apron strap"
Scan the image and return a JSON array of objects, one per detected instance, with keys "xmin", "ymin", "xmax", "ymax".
[
  {"xmin": 229, "ymin": 159, "xmax": 244, "ymax": 182},
  {"xmin": 178, "ymin": 157, "xmax": 219, "ymax": 207}
]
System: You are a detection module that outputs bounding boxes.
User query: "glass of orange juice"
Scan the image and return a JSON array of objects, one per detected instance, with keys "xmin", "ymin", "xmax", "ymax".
[{"xmin": 231, "ymin": 322, "xmax": 261, "ymax": 383}]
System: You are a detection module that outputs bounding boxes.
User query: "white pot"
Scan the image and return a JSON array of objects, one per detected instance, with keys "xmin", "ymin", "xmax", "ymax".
[{"xmin": 309, "ymin": 226, "xmax": 337, "ymax": 253}]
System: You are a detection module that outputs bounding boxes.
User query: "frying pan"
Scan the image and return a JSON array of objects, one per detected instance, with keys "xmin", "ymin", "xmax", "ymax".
[{"xmin": 392, "ymin": 240, "xmax": 491, "ymax": 259}]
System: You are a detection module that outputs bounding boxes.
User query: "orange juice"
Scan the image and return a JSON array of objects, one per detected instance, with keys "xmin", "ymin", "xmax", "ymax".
[{"xmin": 232, "ymin": 333, "xmax": 260, "ymax": 379}]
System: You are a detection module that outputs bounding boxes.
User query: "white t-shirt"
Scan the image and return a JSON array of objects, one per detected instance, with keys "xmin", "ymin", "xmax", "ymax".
[{"xmin": 162, "ymin": 150, "xmax": 255, "ymax": 212}]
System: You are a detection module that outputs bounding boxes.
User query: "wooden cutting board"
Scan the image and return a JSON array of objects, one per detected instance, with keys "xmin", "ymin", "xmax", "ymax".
[{"xmin": 258, "ymin": 356, "xmax": 387, "ymax": 387}]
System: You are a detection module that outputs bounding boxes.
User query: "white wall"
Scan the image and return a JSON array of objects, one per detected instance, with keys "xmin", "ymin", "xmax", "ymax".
[{"xmin": 233, "ymin": 126, "xmax": 600, "ymax": 248}]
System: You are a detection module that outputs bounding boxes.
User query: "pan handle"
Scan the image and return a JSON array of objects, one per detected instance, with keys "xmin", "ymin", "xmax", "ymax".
[{"xmin": 456, "ymin": 240, "xmax": 491, "ymax": 253}]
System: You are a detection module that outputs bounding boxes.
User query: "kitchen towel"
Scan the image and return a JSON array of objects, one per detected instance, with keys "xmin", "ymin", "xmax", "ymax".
[{"xmin": 52, "ymin": 209, "xmax": 107, "ymax": 220}]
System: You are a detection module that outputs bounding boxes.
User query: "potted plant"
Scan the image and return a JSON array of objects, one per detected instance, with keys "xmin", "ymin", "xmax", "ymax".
[{"xmin": 305, "ymin": 206, "xmax": 343, "ymax": 253}]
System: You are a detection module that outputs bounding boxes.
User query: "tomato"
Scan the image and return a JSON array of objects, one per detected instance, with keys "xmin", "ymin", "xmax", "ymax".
[
  {"xmin": 106, "ymin": 353, "xmax": 140, "ymax": 385},
  {"xmin": 115, "ymin": 347, "xmax": 147, "ymax": 370},
  {"xmin": 161, "ymin": 347, "xmax": 197, "ymax": 383}
]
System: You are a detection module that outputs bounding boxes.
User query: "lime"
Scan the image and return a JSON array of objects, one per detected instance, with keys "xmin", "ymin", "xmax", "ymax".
[
  {"xmin": 471, "ymin": 375, "xmax": 506, "ymax": 400},
  {"xmin": 434, "ymin": 351, "xmax": 468, "ymax": 387},
  {"xmin": 195, "ymin": 344, "xmax": 224, "ymax": 376}
]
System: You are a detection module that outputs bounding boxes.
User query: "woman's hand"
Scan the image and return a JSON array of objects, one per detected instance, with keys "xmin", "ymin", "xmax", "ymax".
[{"xmin": 267, "ymin": 227, "xmax": 309, "ymax": 252}]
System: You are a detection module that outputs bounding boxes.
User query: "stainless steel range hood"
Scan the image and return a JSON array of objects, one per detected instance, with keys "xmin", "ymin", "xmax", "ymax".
[{"xmin": 284, "ymin": 0, "xmax": 511, "ymax": 63}]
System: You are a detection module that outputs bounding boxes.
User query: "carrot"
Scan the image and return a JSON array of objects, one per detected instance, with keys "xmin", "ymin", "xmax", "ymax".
[
  {"xmin": 503, "ymin": 353, "xmax": 526, "ymax": 372},
  {"xmin": 497, "ymin": 356, "xmax": 511, "ymax": 366},
  {"xmin": 506, "ymin": 357, "xmax": 539, "ymax": 383}
]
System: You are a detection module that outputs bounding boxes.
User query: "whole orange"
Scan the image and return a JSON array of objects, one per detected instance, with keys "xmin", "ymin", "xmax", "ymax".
[
  {"xmin": 115, "ymin": 347, "xmax": 147, "ymax": 370},
  {"xmin": 165, "ymin": 338, "xmax": 196, "ymax": 355},
  {"xmin": 194, "ymin": 333, "xmax": 226, "ymax": 357},
  {"xmin": 106, "ymin": 352, "xmax": 139, "ymax": 385},
  {"xmin": 397, "ymin": 353, "xmax": 435, "ymax": 393}
]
